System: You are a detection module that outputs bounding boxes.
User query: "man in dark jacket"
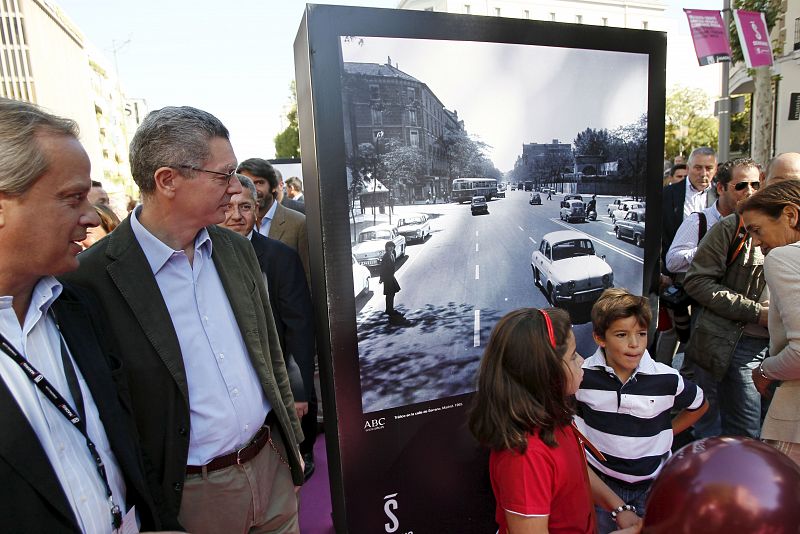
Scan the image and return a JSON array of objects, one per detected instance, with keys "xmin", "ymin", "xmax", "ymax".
[{"xmin": 380, "ymin": 241, "xmax": 402, "ymax": 316}]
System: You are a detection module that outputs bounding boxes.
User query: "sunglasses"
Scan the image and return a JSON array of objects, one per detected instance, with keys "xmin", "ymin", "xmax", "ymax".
[{"xmin": 733, "ymin": 180, "xmax": 761, "ymax": 191}]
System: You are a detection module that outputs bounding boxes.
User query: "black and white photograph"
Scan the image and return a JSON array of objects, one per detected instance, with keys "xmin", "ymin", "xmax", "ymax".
[{"xmin": 342, "ymin": 36, "xmax": 650, "ymax": 413}]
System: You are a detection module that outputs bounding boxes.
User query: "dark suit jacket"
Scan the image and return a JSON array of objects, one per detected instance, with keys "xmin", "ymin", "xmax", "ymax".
[
  {"xmin": 379, "ymin": 251, "xmax": 400, "ymax": 295},
  {"xmin": 281, "ymin": 196, "xmax": 305, "ymax": 214},
  {"xmin": 61, "ymin": 218, "xmax": 304, "ymax": 530},
  {"xmin": 250, "ymin": 232, "xmax": 315, "ymax": 402},
  {"xmin": 267, "ymin": 202, "xmax": 310, "ymax": 285},
  {"xmin": 0, "ymin": 283, "xmax": 158, "ymax": 533},
  {"xmin": 662, "ymin": 179, "xmax": 687, "ymax": 254}
]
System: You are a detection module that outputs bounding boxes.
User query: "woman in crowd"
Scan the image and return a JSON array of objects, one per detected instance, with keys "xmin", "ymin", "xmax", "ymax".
[
  {"xmin": 739, "ymin": 179, "xmax": 800, "ymax": 465},
  {"xmin": 468, "ymin": 307, "xmax": 640, "ymax": 534},
  {"xmin": 81, "ymin": 202, "xmax": 120, "ymax": 249}
]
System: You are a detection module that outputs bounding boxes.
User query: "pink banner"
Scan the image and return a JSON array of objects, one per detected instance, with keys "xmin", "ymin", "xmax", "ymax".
[
  {"xmin": 684, "ymin": 9, "xmax": 732, "ymax": 66},
  {"xmin": 734, "ymin": 10, "xmax": 774, "ymax": 68}
]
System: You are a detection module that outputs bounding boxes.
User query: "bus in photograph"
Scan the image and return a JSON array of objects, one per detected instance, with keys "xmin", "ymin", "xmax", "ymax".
[{"xmin": 451, "ymin": 177, "xmax": 498, "ymax": 203}]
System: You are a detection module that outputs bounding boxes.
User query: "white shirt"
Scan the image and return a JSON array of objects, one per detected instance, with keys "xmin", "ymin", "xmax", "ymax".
[
  {"xmin": 257, "ymin": 200, "xmax": 279, "ymax": 237},
  {"xmin": 666, "ymin": 202, "xmax": 723, "ymax": 273},
  {"xmin": 0, "ymin": 277, "xmax": 126, "ymax": 533},
  {"xmin": 130, "ymin": 208, "xmax": 269, "ymax": 465},
  {"xmin": 683, "ymin": 176, "xmax": 710, "ymax": 217}
]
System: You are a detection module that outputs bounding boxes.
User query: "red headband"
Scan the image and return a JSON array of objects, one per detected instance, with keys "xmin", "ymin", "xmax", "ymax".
[{"xmin": 539, "ymin": 309, "xmax": 556, "ymax": 348}]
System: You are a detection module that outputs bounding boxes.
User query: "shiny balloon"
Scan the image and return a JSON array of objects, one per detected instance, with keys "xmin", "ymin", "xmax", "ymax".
[{"xmin": 643, "ymin": 437, "xmax": 800, "ymax": 533}]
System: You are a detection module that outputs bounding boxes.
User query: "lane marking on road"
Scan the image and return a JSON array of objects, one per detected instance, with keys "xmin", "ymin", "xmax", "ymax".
[
  {"xmin": 518, "ymin": 226, "xmax": 524, "ymax": 232},
  {"xmin": 549, "ymin": 219, "xmax": 644, "ymax": 264},
  {"xmin": 599, "ymin": 221, "xmax": 615, "ymax": 227},
  {"xmin": 476, "ymin": 243, "xmax": 479, "ymax": 252},
  {"xmin": 475, "ymin": 230, "xmax": 479, "ymax": 237},
  {"xmin": 474, "ymin": 309, "xmax": 480, "ymax": 347},
  {"xmin": 529, "ymin": 236, "xmax": 537, "ymax": 244},
  {"xmin": 475, "ymin": 265, "xmax": 480, "ymax": 279},
  {"xmin": 606, "ymin": 231, "xmax": 616, "ymax": 236}
]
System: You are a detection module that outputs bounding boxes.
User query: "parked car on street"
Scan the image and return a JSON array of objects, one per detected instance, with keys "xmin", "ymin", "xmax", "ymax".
[
  {"xmin": 352, "ymin": 224, "xmax": 406, "ymax": 267},
  {"xmin": 471, "ymin": 195, "xmax": 488, "ymax": 215},
  {"xmin": 560, "ymin": 199, "xmax": 586, "ymax": 223},
  {"xmin": 610, "ymin": 201, "xmax": 645, "ymax": 223},
  {"xmin": 529, "ymin": 192, "xmax": 542, "ymax": 205},
  {"xmin": 496, "ymin": 188, "xmax": 506, "ymax": 198},
  {"xmin": 614, "ymin": 208, "xmax": 646, "ymax": 247},
  {"xmin": 352, "ymin": 254, "xmax": 371, "ymax": 297},
  {"xmin": 531, "ymin": 230, "xmax": 613, "ymax": 307},
  {"xmin": 607, "ymin": 197, "xmax": 635, "ymax": 216},
  {"xmin": 396, "ymin": 213, "xmax": 431, "ymax": 243}
]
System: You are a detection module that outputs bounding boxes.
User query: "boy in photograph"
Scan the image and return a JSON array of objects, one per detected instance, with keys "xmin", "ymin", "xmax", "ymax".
[{"xmin": 575, "ymin": 288, "xmax": 708, "ymax": 533}]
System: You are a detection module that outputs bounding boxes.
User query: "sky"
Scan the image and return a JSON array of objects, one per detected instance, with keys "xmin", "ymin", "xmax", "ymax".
[
  {"xmin": 343, "ymin": 37, "xmax": 648, "ymax": 171},
  {"xmin": 54, "ymin": 0, "xmax": 724, "ymax": 165}
]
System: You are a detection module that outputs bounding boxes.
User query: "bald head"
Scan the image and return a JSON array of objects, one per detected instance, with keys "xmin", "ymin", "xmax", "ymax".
[{"xmin": 765, "ymin": 152, "xmax": 800, "ymax": 185}]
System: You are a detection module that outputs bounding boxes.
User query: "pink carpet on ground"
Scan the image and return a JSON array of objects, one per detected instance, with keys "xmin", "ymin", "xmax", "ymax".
[{"xmin": 298, "ymin": 433, "xmax": 335, "ymax": 533}]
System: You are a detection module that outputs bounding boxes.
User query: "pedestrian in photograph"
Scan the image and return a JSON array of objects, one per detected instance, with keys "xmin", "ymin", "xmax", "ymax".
[
  {"xmin": 379, "ymin": 240, "xmax": 402, "ymax": 317},
  {"xmin": 547, "ymin": 189, "xmax": 553, "ymax": 201},
  {"xmin": 468, "ymin": 308, "xmax": 641, "ymax": 534}
]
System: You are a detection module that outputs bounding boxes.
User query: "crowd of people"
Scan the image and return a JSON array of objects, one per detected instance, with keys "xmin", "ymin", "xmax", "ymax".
[
  {"xmin": 1, "ymin": 92, "xmax": 799, "ymax": 534},
  {"xmin": 469, "ymin": 148, "xmax": 800, "ymax": 533}
]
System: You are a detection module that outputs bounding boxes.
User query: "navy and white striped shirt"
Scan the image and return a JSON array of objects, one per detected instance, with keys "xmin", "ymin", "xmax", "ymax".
[{"xmin": 575, "ymin": 347, "xmax": 704, "ymax": 484}]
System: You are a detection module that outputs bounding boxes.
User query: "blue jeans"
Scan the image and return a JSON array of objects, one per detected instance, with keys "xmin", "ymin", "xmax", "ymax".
[
  {"xmin": 593, "ymin": 471, "xmax": 650, "ymax": 534},
  {"xmin": 692, "ymin": 335, "xmax": 768, "ymax": 439}
]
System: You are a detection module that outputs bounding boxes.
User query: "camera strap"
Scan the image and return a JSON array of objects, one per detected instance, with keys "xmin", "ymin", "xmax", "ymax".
[{"xmin": 726, "ymin": 214, "xmax": 748, "ymax": 267}]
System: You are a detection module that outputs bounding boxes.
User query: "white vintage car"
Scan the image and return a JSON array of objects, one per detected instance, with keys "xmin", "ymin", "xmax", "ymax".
[
  {"xmin": 531, "ymin": 230, "xmax": 613, "ymax": 307},
  {"xmin": 351, "ymin": 254, "xmax": 371, "ymax": 297},
  {"xmin": 352, "ymin": 224, "xmax": 406, "ymax": 267},
  {"xmin": 396, "ymin": 213, "xmax": 431, "ymax": 243},
  {"xmin": 610, "ymin": 201, "xmax": 645, "ymax": 223}
]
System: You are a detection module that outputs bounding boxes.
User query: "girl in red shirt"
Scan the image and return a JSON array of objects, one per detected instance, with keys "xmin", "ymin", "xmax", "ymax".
[{"xmin": 468, "ymin": 308, "xmax": 641, "ymax": 534}]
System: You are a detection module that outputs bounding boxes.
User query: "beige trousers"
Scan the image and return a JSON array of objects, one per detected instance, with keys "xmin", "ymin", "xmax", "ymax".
[{"xmin": 178, "ymin": 429, "xmax": 299, "ymax": 534}]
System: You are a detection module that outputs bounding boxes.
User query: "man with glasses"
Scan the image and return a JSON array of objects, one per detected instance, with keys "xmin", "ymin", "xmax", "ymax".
[
  {"xmin": 219, "ymin": 174, "xmax": 316, "ymax": 480},
  {"xmin": 63, "ymin": 106, "xmax": 305, "ymax": 533}
]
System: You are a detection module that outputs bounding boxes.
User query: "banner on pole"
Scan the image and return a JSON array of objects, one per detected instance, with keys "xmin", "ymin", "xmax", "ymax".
[
  {"xmin": 684, "ymin": 9, "xmax": 731, "ymax": 65},
  {"xmin": 734, "ymin": 10, "xmax": 774, "ymax": 68}
]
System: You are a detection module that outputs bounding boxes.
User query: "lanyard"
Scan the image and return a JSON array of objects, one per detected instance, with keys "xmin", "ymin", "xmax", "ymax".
[{"xmin": 0, "ymin": 319, "xmax": 123, "ymax": 530}]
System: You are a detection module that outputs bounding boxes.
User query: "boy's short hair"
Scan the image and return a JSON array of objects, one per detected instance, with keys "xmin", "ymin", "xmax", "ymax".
[{"xmin": 592, "ymin": 288, "xmax": 651, "ymax": 338}]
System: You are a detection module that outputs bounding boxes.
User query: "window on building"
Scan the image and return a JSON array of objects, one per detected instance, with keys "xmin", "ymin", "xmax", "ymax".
[
  {"xmin": 410, "ymin": 130, "xmax": 419, "ymax": 147},
  {"xmin": 642, "ymin": 20, "xmax": 648, "ymax": 30},
  {"xmin": 369, "ymin": 84, "xmax": 380, "ymax": 100},
  {"xmin": 576, "ymin": 14, "xmax": 582, "ymax": 24},
  {"xmin": 550, "ymin": 12, "xmax": 556, "ymax": 22},
  {"xmin": 408, "ymin": 109, "xmax": 417, "ymax": 125},
  {"xmin": 464, "ymin": 4, "xmax": 470, "ymax": 14},
  {"xmin": 372, "ymin": 107, "xmax": 383, "ymax": 125},
  {"xmin": 602, "ymin": 17, "xmax": 608, "ymax": 26},
  {"xmin": 524, "ymin": 10, "xmax": 530, "ymax": 19},
  {"xmin": 407, "ymin": 87, "xmax": 416, "ymax": 102},
  {"xmin": 495, "ymin": 7, "xmax": 501, "ymax": 16}
]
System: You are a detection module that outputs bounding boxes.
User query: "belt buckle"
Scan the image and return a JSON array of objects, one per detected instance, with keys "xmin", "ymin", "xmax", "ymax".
[{"xmin": 235, "ymin": 443, "xmax": 248, "ymax": 465}]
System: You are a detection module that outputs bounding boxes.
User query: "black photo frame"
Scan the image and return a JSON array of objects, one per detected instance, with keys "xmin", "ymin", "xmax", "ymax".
[{"xmin": 295, "ymin": 5, "xmax": 665, "ymax": 532}]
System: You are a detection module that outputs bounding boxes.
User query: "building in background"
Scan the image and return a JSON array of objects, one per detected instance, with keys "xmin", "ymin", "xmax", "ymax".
[{"xmin": 0, "ymin": 0, "xmax": 143, "ymax": 210}]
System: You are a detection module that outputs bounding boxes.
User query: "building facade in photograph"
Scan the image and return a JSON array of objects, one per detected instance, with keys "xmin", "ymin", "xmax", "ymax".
[
  {"xmin": 398, "ymin": 0, "xmax": 667, "ymax": 31},
  {"xmin": 342, "ymin": 59, "xmax": 465, "ymax": 202},
  {"xmin": 0, "ymin": 0, "xmax": 143, "ymax": 206},
  {"xmin": 521, "ymin": 139, "xmax": 574, "ymax": 189}
]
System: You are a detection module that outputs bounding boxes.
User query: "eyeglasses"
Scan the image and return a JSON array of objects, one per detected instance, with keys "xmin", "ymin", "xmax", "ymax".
[
  {"xmin": 733, "ymin": 180, "xmax": 761, "ymax": 191},
  {"xmin": 225, "ymin": 202, "xmax": 254, "ymax": 214},
  {"xmin": 177, "ymin": 165, "xmax": 237, "ymax": 183}
]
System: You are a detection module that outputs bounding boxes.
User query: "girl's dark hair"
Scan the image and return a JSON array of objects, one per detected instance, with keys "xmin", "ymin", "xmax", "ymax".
[
  {"xmin": 468, "ymin": 307, "xmax": 574, "ymax": 453},
  {"xmin": 739, "ymin": 179, "xmax": 800, "ymax": 230}
]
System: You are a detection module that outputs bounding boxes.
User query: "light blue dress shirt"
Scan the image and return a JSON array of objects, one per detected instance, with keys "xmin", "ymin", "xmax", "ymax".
[
  {"xmin": 130, "ymin": 208, "xmax": 270, "ymax": 465},
  {"xmin": 257, "ymin": 199, "xmax": 278, "ymax": 236}
]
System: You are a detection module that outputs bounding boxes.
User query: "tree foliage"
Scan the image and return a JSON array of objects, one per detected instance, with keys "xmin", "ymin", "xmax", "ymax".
[
  {"xmin": 274, "ymin": 81, "xmax": 300, "ymax": 158},
  {"xmin": 664, "ymin": 86, "xmax": 718, "ymax": 161},
  {"xmin": 573, "ymin": 128, "xmax": 613, "ymax": 156}
]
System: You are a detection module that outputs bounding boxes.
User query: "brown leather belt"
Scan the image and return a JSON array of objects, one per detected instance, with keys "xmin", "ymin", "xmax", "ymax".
[{"xmin": 186, "ymin": 413, "xmax": 274, "ymax": 475}]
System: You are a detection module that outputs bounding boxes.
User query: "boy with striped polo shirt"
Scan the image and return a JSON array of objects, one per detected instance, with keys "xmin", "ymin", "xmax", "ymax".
[{"xmin": 575, "ymin": 288, "xmax": 708, "ymax": 534}]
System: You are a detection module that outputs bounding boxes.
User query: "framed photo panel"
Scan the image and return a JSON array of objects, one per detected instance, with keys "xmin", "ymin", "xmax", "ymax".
[{"xmin": 295, "ymin": 5, "xmax": 665, "ymax": 532}]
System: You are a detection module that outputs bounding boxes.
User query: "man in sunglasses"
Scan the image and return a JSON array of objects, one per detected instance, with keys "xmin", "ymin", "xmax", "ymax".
[
  {"xmin": 683, "ymin": 157, "xmax": 770, "ymax": 441},
  {"xmin": 63, "ymin": 106, "xmax": 305, "ymax": 533}
]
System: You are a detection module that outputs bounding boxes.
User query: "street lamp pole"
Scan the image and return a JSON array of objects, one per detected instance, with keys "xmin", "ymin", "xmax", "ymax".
[
  {"xmin": 373, "ymin": 130, "xmax": 383, "ymax": 226},
  {"xmin": 718, "ymin": 0, "xmax": 732, "ymax": 162}
]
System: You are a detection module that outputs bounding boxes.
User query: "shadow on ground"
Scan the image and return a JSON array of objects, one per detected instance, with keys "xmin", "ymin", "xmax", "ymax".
[{"xmin": 356, "ymin": 302, "xmax": 503, "ymax": 413}]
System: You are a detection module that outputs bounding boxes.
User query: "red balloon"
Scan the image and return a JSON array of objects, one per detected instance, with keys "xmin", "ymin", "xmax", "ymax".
[{"xmin": 644, "ymin": 437, "xmax": 800, "ymax": 533}]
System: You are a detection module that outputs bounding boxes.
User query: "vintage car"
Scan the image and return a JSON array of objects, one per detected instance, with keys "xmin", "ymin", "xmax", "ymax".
[
  {"xmin": 529, "ymin": 192, "xmax": 542, "ymax": 205},
  {"xmin": 396, "ymin": 213, "xmax": 431, "ymax": 243},
  {"xmin": 560, "ymin": 199, "xmax": 586, "ymax": 223},
  {"xmin": 495, "ymin": 188, "xmax": 506, "ymax": 198},
  {"xmin": 614, "ymin": 208, "xmax": 646, "ymax": 247},
  {"xmin": 352, "ymin": 224, "xmax": 406, "ymax": 267},
  {"xmin": 471, "ymin": 195, "xmax": 488, "ymax": 215},
  {"xmin": 610, "ymin": 201, "xmax": 645, "ymax": 223},
  {"xmin": 531, "ymin": 230, "xmax": 614, "ymax": 307},
  {"xmin": 607, "ymin": 197, "xmax": 635, "ymax": 216},
  {"xmin": 352, "ymin": 254, "xmax": 371, "ymax": 297},
  {"xmin": 564, "ymin": 194, "xmax": 583, "ymax": 202}
]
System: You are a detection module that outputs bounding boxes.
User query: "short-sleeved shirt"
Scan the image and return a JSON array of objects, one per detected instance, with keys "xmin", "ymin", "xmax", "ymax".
[{"xmin": 490, "ymin": 426, "xmax": 594, "ymax": 534}]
